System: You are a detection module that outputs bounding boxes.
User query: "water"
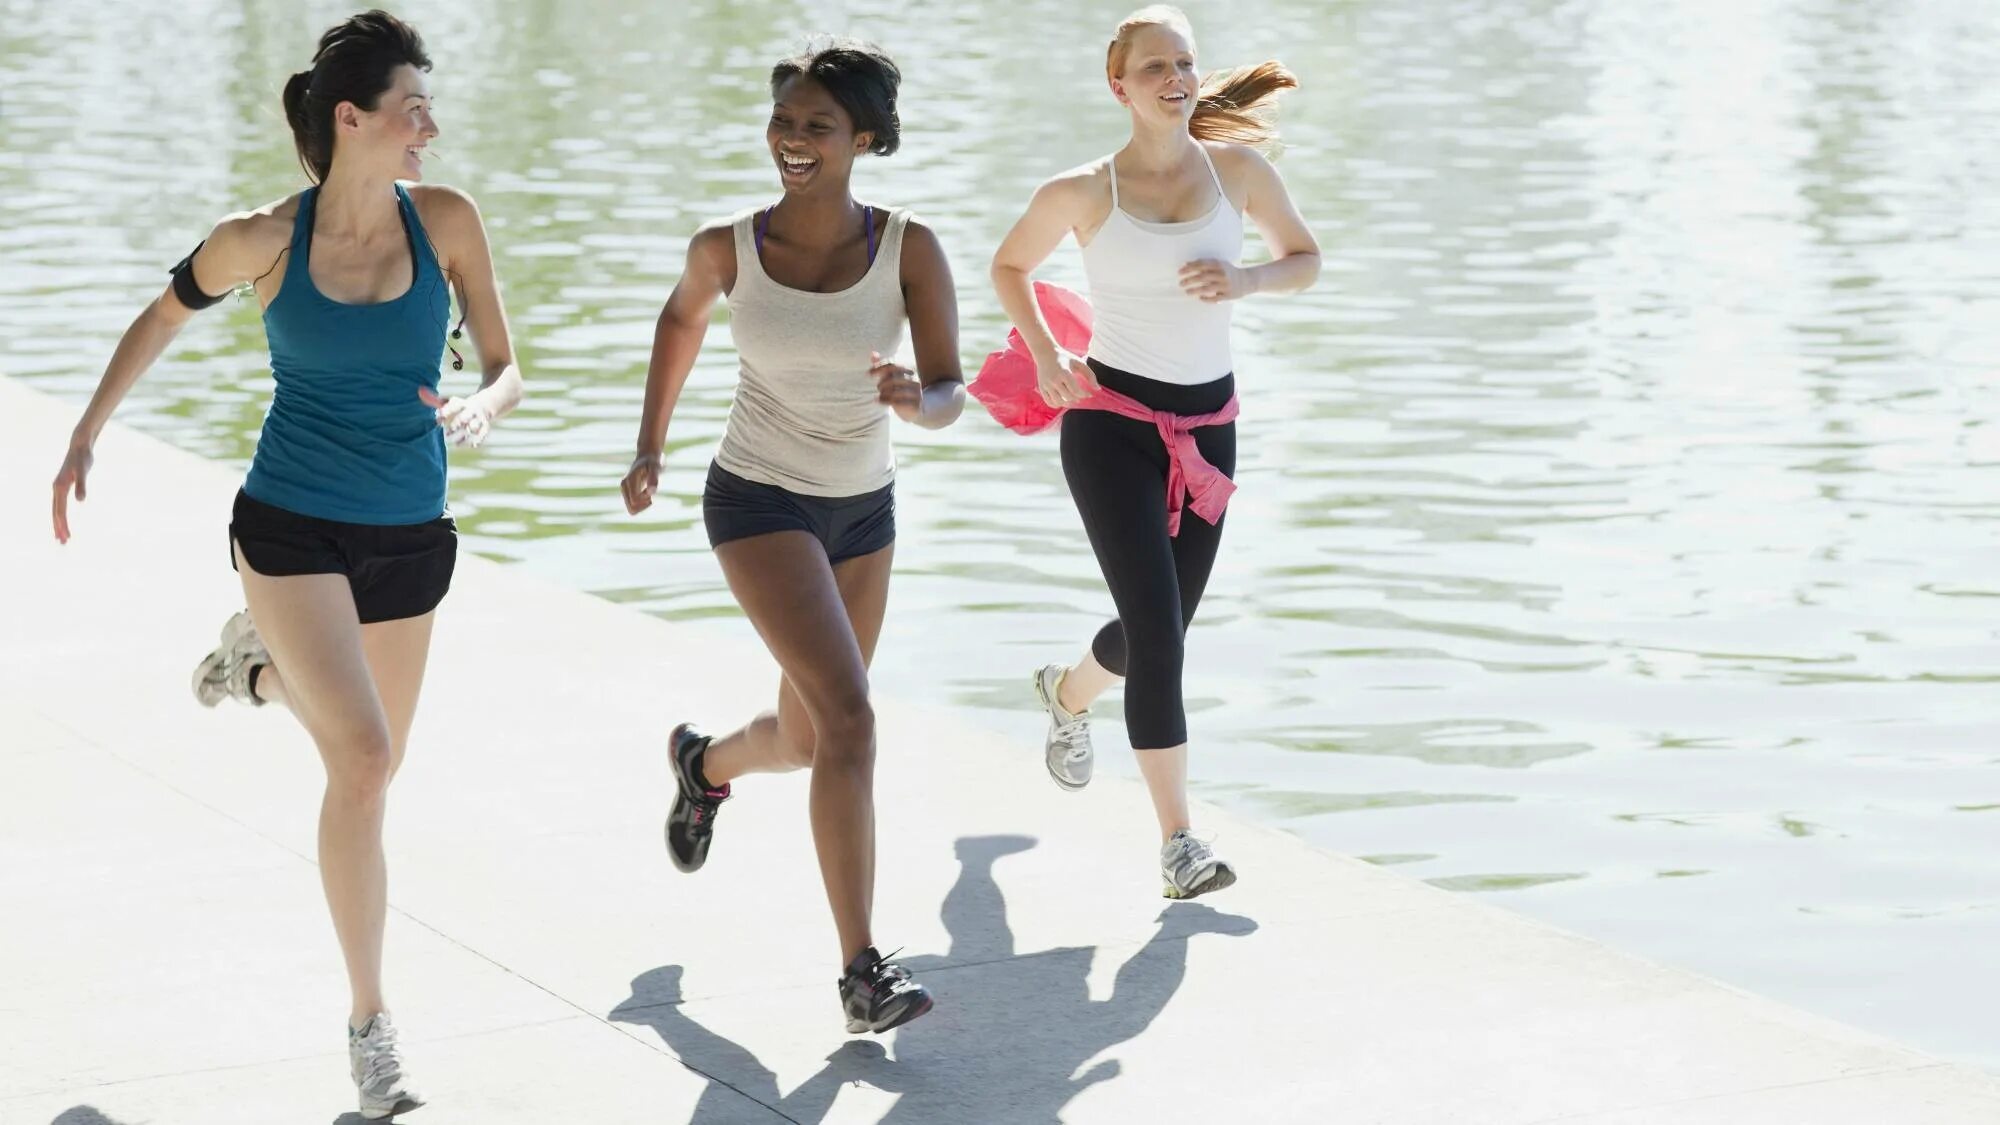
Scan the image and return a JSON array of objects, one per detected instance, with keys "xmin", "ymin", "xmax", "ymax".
[{"xmin": 5, "ymin": 0, "xmax": 2000, "ymax": 1066}]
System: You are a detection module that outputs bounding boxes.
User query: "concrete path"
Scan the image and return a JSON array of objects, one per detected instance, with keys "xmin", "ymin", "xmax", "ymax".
[{"xmin": 4, "ymin": 375, "xmax": 1997, "ymax": 1123}]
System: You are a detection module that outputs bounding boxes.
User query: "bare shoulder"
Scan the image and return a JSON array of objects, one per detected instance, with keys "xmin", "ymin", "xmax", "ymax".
[
  {"xmin": 209, "ymin": 194, "xmax": 298, "ymax": 254},
  {"xmin": 1204, "ymin": 140, "xmax": 1281, "ymax": 208},
  {"xmin": 1204, "ymin": 140, "xmax": 1276, "ymax": 181},
  {"xmin": 689, "ymin": 215, "xmax": 738, "ymax": 265},
  {"xmin": 897, "ymin": 214, "xmax": 953, "ymax": 285},
  {"xmin": 407, "ymin": 183, "xmax": 483, "ymax": 234},
  {"xmin": 900, "ymin": 213, "xmax": 944, "ymax": 255},
  {"xmin": 1045, "ymin": 158, "xmax": 1112, "ymax": 201}
]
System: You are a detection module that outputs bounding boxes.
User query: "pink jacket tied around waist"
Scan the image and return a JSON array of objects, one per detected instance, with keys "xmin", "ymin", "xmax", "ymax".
[{"xmin": 970, "ymin": 281, "xmax": 1239, "ymax": 537}]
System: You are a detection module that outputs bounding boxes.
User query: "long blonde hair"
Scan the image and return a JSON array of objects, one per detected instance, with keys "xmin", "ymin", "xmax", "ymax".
[{"xmin": 1106, "ymin": 5, "xmax": 1298, "ymax": 147}]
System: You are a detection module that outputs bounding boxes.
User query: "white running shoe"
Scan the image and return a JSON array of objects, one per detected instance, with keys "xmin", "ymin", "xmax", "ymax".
[
  {"xmin": 350, "ymin": 1012, "xmax": 424, "ymax": 1119},
  {"xmin": 1161, "ymin": 829, "xmax": 1236, "ymax": 899},
  {"xmin": 1033, "ymin": 664, "xmax": 1093, "ymax": 790},
  {"xmin": 191, "ymin": 609, "xmax": 268, "ymax": 708}
]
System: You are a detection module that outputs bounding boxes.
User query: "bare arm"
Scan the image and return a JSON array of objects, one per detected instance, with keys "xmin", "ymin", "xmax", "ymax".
[
  {"xmin": 1180, "ymin": 145, "xmax": 1322, "ymax": 302},
  {"xmin": 417, "ymin": 186, "xmax": 522, "ymax": 445},
  {"xmin": 988, "ymin": 173, "xmax": 1101, "ymax": 407},
  {"xmin": 53, "ymin": 211, "xmax": 281, "ymax": 542},
  {"xmin": 875, "ymin": 219, "xmax": 966, "ymax": 430},
  {"xmin": 623, "ymin": 223, "xmax": 729, "ymax": 515},
  {"xmin": 1237, "ymin": 147, "xmax": 1321, "ymax": 295}
]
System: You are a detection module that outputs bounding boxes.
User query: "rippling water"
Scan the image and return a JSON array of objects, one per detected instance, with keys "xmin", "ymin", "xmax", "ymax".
[{"xmin": 5, "ymin": 0, "xmax": 2000, "ymax": 1065}]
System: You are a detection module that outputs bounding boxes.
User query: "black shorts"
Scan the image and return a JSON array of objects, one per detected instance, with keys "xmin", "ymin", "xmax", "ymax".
[
  {"xmin": 702, "ymin": 462, "xmax": 895, "ymax": 564},
  {"xmin": 229, "ymin": 490, "xmax": 457, "ymax": 625}
]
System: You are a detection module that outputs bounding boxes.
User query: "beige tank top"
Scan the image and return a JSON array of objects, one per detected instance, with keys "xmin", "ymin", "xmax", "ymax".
[{"xmin": 712, "ymin": 206, "xmax": 911, "ymax": 497}]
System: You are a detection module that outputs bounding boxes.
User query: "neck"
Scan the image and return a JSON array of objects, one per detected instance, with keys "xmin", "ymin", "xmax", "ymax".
[
  {"xmin": 313, "ymin": 164, "xmax": 403, "ymax": 239},
  {"xmin": 1121, "ymin": 119, "xmax": 1199, "ymax": 173},
  {"xmin": 770, "ymin": 189, "xmax": 865, "ymax": 247}
]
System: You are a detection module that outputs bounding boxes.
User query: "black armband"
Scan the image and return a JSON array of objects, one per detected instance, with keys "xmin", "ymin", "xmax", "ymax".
[{"xmin": 168, "ymin": 242, "xmax": 229, "ymax": 310}]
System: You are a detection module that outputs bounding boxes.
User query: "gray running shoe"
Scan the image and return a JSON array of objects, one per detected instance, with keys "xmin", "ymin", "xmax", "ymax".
[
  {"xmin": 350, "ymin": 1012, "xmax": 424, "ymax": 1119},
  {"xmin": 1161, "ymin": 829, "xmax": 1236, "ymax": 900},
  {"xmin": 1033, "ymin": 664, "xmax": 1093, "ymax": 791},
  {"xmin": 192, "ymin": 609, "xmax": 268, "ymax": 708}
]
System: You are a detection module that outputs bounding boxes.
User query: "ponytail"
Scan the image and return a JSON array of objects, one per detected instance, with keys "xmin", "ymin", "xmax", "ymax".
[{"xmin": 1190, "ymin": 61, "xmax": 1298, "ymax": 147}]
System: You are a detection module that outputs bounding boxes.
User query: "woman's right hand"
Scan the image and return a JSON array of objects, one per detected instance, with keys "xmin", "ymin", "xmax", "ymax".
[
  {"xmin": 51, "ymin": 438, "xmax": 94, "ymax": 544},
  {"xmin": 1035, "ymin": 347, "xmax": 1099, "ymax": 408},
  {"xmin": 622, "ymin": 450, "xmax": 664, "ymax": 516}
]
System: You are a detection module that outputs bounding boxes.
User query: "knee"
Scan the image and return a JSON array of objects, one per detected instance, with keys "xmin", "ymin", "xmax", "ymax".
[
  {"xmin": 321, "ymin": 725, "xmax": 395, "ymax": 804},
  {"xmin": 776, "ymin": 724, "xmax": 817, "ymax": 770},
  {"xmin": 1092, "ymin": 620, "xmax": 1129, "ymax": 677},
  {"xmin": 811, "ymin": 693, "xmax": 876, "ymax": 768},
  {"xmin": 1121, "ymin": 619, "xmax": 1184, "ymax": 678}
]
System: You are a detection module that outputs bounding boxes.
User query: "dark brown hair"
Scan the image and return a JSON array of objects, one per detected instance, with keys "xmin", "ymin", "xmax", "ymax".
[{"xmin": 280, "ymin": 10, "xmax": 432, "ymax": 183}]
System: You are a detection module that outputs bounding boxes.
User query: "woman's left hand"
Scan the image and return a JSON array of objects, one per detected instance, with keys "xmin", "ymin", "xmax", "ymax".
[
  {"xmin": 1178, "ymin": 259, "xmax": 1254, "ymax": 303},
  {"xmin": 419, "ymin": 386, "xmax": 495, "ymax": 448},
  {"xmin": 871, "ymin": 351, "xmax": 924, "ymax": 423}
]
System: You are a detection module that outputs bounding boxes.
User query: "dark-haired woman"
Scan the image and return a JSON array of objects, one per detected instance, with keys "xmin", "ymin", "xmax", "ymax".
[
  {"xmin": 622, "ymin": 36, "xmax": 963, "ymax": 1035},
  {"xmin": 49, "ymin": 10, "xmax": 520, "ymax": 1116},
  {"xmin": 990, "ymin": 5, "xmax": 1319, "ymax": 900}
]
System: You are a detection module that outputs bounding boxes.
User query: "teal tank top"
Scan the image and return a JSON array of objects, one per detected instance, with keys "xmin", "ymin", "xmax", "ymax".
[{"xmin": 244, "ymin": 184, "xmax": 451, "ymax": 524}]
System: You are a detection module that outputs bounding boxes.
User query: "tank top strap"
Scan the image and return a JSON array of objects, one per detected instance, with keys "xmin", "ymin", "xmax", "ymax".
[
  {"xmin": 395, "ymin": 183, "xmax": 439, "ymax": 276},
  {"xmin": 1106, "ymin": 155, "xmax": 1121, "ymax": 209},
  {"xmin": 730, "ymin": 208, "xmax": 766, "ymax": 293},
  {"xmin": 1195, "ymin": 142, "xmax": 1228, "ymax": 202},
  {"xmin": 875, "ymin": 208, "xmax": 912, "ymax": 271},
  {"xmin": 283, "ymin": 187, "xmax": 318, "ymax": 283}
]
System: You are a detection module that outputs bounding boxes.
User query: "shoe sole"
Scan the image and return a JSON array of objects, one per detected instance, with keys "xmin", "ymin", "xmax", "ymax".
[
  {"xmin": 360, "ymin": 1094, "xmax": 425, "ymax": 1119},
  {"xmin": 1163, "ymin": 861, "xmax": 1237, "ymax": 900},
  {"xmin": 1032, "ymin": 668, "xmax": 1090, "ymax": 792},
  {"xmin": 844, "ymin": 992, "xmax": 935, "ymax": 1035}
]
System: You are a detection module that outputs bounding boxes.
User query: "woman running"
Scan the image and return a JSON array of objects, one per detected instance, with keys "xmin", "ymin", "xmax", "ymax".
[
  {"xmin": 620, "ymin": 37, "xmax": 964, "ymax": 1035},
  {"xmin": 989, "ymin": 5, "xmax": 1321, "ymax": 899},
  {"xmin": 49, "ymin": 11, "xmax": 521, "ymax": 1117}
]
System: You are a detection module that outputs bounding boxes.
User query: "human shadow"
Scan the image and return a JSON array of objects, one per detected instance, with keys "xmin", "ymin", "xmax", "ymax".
[
  {"xmin": 49, "ymin": 1110, "xmax": 133, "ymax": 1125},
  {"xmin": 611, "ymin": 833, "xmax": 1257, "ymax": 1123}
]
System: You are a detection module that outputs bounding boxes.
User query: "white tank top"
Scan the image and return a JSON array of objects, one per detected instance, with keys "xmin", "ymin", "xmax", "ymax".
[{"xmin": 1079, "ymin": 144, "xmax": 1244, "ymax": 385}]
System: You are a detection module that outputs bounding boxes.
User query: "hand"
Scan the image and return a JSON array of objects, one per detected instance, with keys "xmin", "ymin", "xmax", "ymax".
[
  {"xmin": 1035, "ymin": 347, "xmax": 1099, "ymax": 409},
  {"xmin": 418, "ymin": 386, "xmax": 494, "ymax": 448},
  {"xmin": 51, "ymin": 439, "xmax": 93, "ymax": 544},
  {"xmin": 622, "ymin": 450, "xmax": 664, "ymax": 515},
  {"xmin": 870, "ymin": 351, "xmax": 924, "ymax": 423},
  {"xmin": 1178, "ymin": 258, "xmax": 1252, "ymax": 303}
]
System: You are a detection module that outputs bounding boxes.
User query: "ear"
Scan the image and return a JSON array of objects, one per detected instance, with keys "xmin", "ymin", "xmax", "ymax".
[
  {"xmin": 1109, "ymin": 79, "xmax": 1128, "ymax": 105},
  {"xmin": 854, "ymin": 130, "xmax": 874, "ymax": 154},
  {"xmin": 334, "ymin": 100, "xmax": 363, "ymax": 134}
]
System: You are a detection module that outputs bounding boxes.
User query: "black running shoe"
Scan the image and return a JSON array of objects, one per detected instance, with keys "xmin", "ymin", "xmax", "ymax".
[
  {"xmin": 839, "ymin": 946, "xmax": 933, "ymax": 1035},
  {"xmin": 665, "ymin": 723, "xmax": 728, "ymax": 873}
]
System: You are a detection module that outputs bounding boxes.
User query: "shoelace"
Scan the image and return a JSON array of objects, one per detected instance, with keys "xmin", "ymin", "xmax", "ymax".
[
  {"xmin": 689, "ymin": 784, "xmax": 729, "ymax": 824},
  {"xmin": 861, "ymin": 949, "xmax": 918, "ymax": 998},
  {"xmin": 1168, "ymin": 834, "xmax": 1217, "ymax": 878},
  {"xmin": 1051, "ymin": 717, "xmax": 1092, "ymax": 763},
  {"xmin": 355, "ymin": 1023, "xmax": 404, "ymax": 1089}
]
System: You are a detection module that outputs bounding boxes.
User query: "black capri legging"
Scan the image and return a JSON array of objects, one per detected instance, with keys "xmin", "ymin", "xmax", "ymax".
[{"xmin": 1061, "ymin": 359, "xmax": 1237, "ymax": 750}]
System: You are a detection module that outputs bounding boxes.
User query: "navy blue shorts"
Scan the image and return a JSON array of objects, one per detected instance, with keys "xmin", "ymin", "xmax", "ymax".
[
  {"xmin": 229, "ymin": 490, "xmax": 457, "ymax": 625},
  {"xmin": 702, "ymin": 463, "xmax": 894, "ymax": 564}
]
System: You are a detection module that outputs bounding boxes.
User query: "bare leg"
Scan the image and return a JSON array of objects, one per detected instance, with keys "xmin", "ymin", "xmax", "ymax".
[
  {"xmin": 234, "ymin": 544, "xmax": 395, "ymax": 1028},
  {"xmin": 1055, "ymin": 649, "xmax": 1120, "ymax": 716},
  {"xmin": 711, "ymin": 533, "xmax": 889, "ymax": 966},
  {"xmin": 1134, "ymin": 743, "xmax": 1192, "ymax": 842}
]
